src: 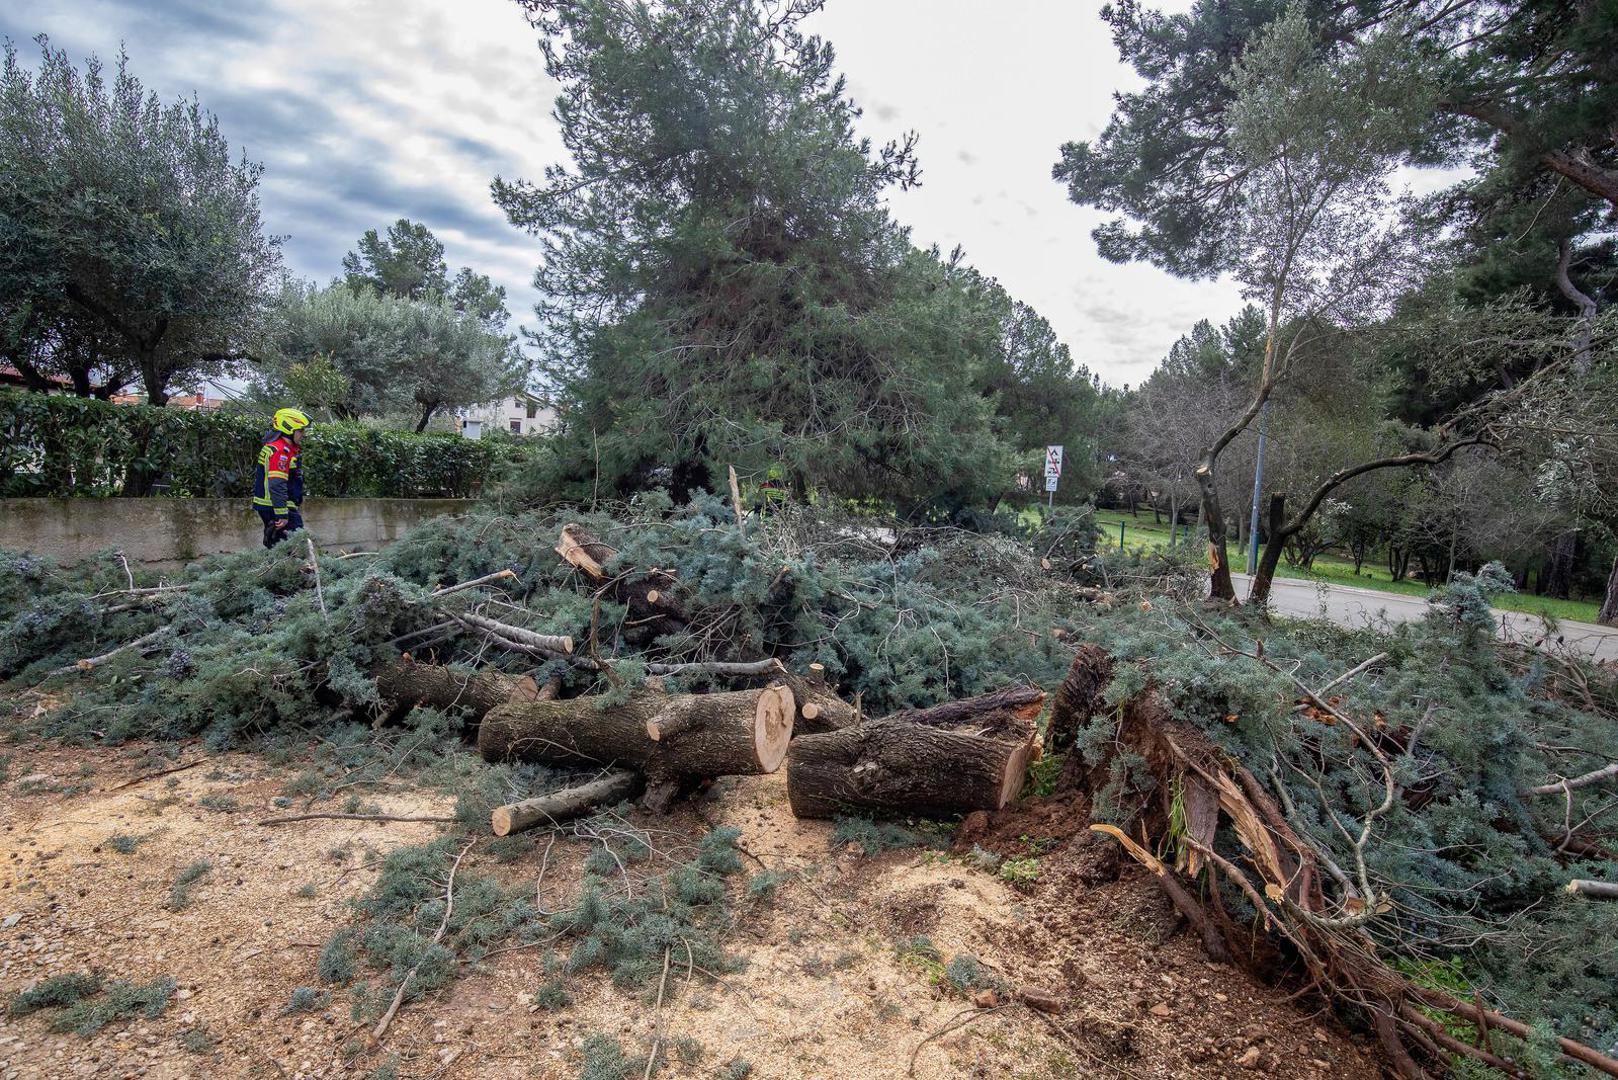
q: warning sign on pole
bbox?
[1045,445,1063,479]
[1044,475,1058,493]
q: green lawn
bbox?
[1086,509,1602,624]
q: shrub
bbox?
[280,987,331,1016]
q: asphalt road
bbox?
[1229,572,1618,664]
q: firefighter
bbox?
[252,408,310,548]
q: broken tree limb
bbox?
[786,704,1038,819]
[780,664,859,735]
[1528,761,1618,795]
[43,624,173,679]
[1567,879,1618,899]
[452,611,575,654]
[373,658,539,721]
[490,770,644,836]
[554,524,685,635]
[430,568,518,597]
[1046,645,1112,752]
[479,685,794,788]
[555,523,617,581]
[375,837,475,1040]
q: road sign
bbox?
[1044,475,1058,493]
[1045,445,1063,478]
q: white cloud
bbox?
[2,0,1245,385]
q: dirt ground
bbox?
[0,738,1390,1080]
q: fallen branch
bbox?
[452,610,574,654]
[43,624,173,678]
[1528,761,1618,795]
[491,770,644,836]
[430,569,518,597]
[104,756,210,791]
[258,812,459,826]
[908,1004,1013,1076]
[375,837,475,1040]
[305,538,328,621]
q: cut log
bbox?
[479,684,795,790]
[885,686,1046,730]
[491,770,644,836]
[787,707,1038,820]
[374,659,538,721]
[780,665,858,736]
[1567,879,1618,899]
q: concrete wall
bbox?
[0,497,473,567]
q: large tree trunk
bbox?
[1600,555,1618,627]
[373,658,541,722]
[479,685,794,786]
[787,714,1039,820]
[1196,458,1237,602]
[1247,494,1289,608]
[1544,530,1578,600]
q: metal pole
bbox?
[1119,521,1126,550]
[1246,400,1268,575]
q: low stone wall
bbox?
[0,497,473,567]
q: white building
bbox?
[460,394,557,437]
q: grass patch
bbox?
[1090,510,1604,622]
[280,987,331,1016]
[8,973,175,1035]
[106,833,143,855]
[831,816,945,856]
[166,860,212,911]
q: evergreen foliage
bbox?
[6,973,175,1036]
[1063,569,1618,1062]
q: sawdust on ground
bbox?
[0,740,1388,1079]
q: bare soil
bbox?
[0,739,1389,1079]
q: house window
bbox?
[526,402,538,420]
[509,419,522,433]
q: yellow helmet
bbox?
[272,408,311,435]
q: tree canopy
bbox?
[0,36,281,404]
[496,0,1093,513]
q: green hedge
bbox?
[0,391,536,498]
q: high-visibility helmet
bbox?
[272,408,311,435]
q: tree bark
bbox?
[1567,879,1618,899]
[1046,646,1113,753]
[884,685,1046,730]
[1599,555,1618,627]
[1248,494,1290,608]
[491,770,644,836]
[373,658,539,721]
[787,713,1038,819]
[478,685,794,786]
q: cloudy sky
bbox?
[2,0,1243,388]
